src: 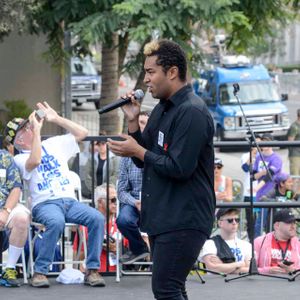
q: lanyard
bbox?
[110,216,116,236]
[274,234,291,260]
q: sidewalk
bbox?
[1,274,299,300]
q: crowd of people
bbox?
[200,110,300,277]
[0,105,154,288]
[0,39,299,300]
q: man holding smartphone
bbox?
[254,209,300,274]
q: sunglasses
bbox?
[110,197,117,204]
[221,218,240,224]
[214,165,222,170]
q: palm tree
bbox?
[99,33,120,134]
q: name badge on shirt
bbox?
[158,131,164,147]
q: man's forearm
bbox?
[26,131,42,172]
[5,187,21,210]
[128,119,139,134]
[205,261,240,274]
[134,145,146,162]
[53,116,88,141]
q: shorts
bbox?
[0,204,30,252]
[5,203,30,227]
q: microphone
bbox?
[98,89,144,114]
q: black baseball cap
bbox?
[261,133,273,141]
[216,208,240,220]
[273,209,296,224]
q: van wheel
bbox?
[94,100,100,109]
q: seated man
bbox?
[73,183,120,272]
[199,208,251,274]
[254,209,300,274]
[0,149,30,287]
[116,112,150,264]
[5,102,105,288]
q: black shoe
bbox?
[120,251,150,265]
[0,268,20,287]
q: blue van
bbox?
[193,56,289,140]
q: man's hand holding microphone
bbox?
[106,90,147,161]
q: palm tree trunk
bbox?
[99,33,120,134]
[121,36,151,133]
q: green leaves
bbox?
[14,0,299,72]
[0,0,35,40]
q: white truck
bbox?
[71,57,101,109]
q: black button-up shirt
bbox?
[131,84,215,236]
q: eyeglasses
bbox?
[110,197,117,204]
[221,218,240,224]
[214,165,222,170]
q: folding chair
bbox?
[28,171,88,276]
[115,198,152,282]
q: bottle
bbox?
[286,190,292,200]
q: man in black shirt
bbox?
[108,39,215,300]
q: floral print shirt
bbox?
[0,150,22,208]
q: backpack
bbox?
[211,235,235,263]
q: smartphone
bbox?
[282,260,294,266]
[35,109,46,121]
[105,135,126,142]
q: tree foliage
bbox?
[2,0,299,132]
[0,0,35,41]
[24,0,300,73]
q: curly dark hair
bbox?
[144,39,187,82]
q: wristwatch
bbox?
[2,207,12,214]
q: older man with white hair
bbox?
[73,184,118,272]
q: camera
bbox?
[35,109,46,121]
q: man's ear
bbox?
[167,66,179,80]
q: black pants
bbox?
[149,229,207,300]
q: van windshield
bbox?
[219,81,280,105]
[71,59,97,76]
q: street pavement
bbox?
[2,273,300,300]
